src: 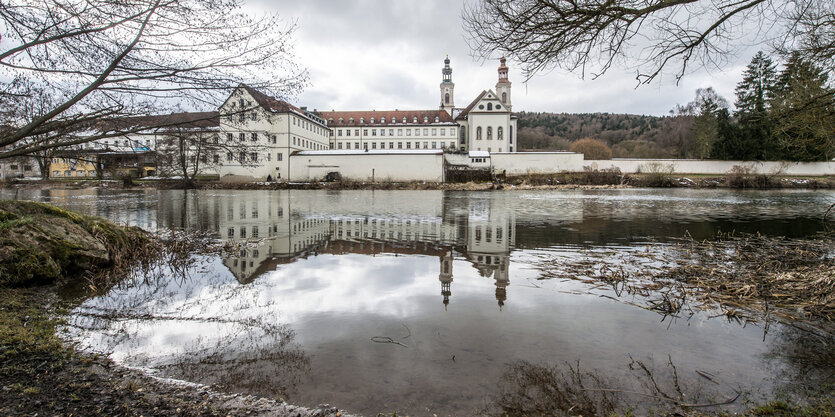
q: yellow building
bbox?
[49,156,97,178]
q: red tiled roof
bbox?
[455,90,487,120]
[316,109,455,127]
[240,84,305,115]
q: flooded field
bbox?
[3,188,833,416]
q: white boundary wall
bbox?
[491,152,585,174]
[290,150,445,182]
[584,159,835,176]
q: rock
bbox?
[0,200,148,287]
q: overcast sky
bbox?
[250,0,760,116]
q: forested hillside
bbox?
[516,112,695,158]
[517,53,834,162]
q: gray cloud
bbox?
[250,0,754,116]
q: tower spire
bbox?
[440,55,455,115]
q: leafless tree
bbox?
[463,0,831,84]
[0,0,307,159]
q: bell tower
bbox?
[439,250,453,310]
[440,55,455,116]
[495,56,512,111]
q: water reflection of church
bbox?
[158,192,515,310]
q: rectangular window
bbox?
[414,128,419,136]
[380,129,385,137]
[397,128,403,136]
[432,142,437,148]
[277,153,283,161]
[372,129,377,136]
[389,142,394,149]
[227,133,233,142]
[213,154,219,164]
[389,129,394,136]
[227,152,233,161]
[423,128,429,136]
[398,142,403,149]
[239,133,245,141]
[423,142,428,149]
[251,133,258,142]
[406,129,411,136]
[338,142,343,149]
[406,142,411,149]
[372,142,377,149]
[339,129,343,136]
[440,128,446,136]
[251,152,258,162]
[363,129,368,136]
[354,142,360,149]
[267,153,271,161]
[432,128,437,135]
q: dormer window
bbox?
[360,117,364,124]
[349,117,354,123]
[339,118,343,123]
[423,116,428,123]
[370,117,375,124]
[381,117,386,123]
[328,118,334,123]
[413,116,418,123]
[435,116,439,122]
[487,103,493,110]
[402,117,407,123]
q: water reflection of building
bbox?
[157,191,517,308]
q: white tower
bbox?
[495,56,512,111]
[440,55,455,115]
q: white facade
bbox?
[217,85,330,181]
[289,150,445,182]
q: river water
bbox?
[3,188,833,415]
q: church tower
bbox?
[495,56,512,111]
[439,250,453,310]
[440,55,455,115]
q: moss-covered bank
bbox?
[0,200,150,287]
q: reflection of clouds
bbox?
[258,254,432,322]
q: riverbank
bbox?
[0,288,351,417]
[0,201,352,416]
[2,171,834,191]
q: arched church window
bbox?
[487,103,493,111]
[476,126,482,140]
[487,126,493,140]
[498,127,503,140]
[445,93,450,104]
[502,92,507,103]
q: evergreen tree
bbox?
[769,53,835,161]
[734,52,778,116]
[681,88,728,158]
[724,52,780,160]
